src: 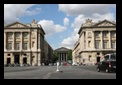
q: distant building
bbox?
[55,47,70,62]
[4,20,53,66]
[72,19,116,65]
[43,39,53,64]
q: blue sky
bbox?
[4,4,116,50]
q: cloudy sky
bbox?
[4,4,116,50]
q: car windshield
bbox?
[110,54,116,61]
[104,53,116,61]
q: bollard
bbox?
[56,61,59,71]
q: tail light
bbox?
[109,62,111,67]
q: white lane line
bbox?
[42,72,52,79]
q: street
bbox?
[4,65,116,79]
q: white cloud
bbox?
[58,4,116,16]
[38,20,67,35]
[4,4,41,23]
[61,33,79,49]
[63,17,69,26]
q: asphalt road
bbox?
[4,65,116,79]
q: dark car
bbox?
[97,60,116,73]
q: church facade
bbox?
[55,47,70,62]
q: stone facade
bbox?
[43,39,53,63]
[55,47,70,62]
[72,19,116,65]
[4,20,53,66]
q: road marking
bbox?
[42,72,52,79]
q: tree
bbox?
[67,50,72,60]
[52,52,58,63]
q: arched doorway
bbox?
[23,57,27,64]
[14,55,20,64]
[96,57,100,63]
[7,58,11,64]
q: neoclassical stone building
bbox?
[55,47,70,62]
[72,19,116,65]
[4,20,53,66]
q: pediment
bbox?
[55,47,70,52]
[5,22,29,28]
[93,20,116,27]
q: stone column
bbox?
[101,31,103,49]
[63,53,65,61]
[20,54,23,66]
[4,32,7,50]
[60,53,61,61]
[29,32,31,50]
[62,53,63,61]
[58,53,60,61]
[108,31,111,49]
[37,53,41,66]
[92,31,95,49]
[27,54,31,65]
[61,53,63,61]
[12,32,15,50]
[38,33,40,51]
[66,53,67,61]
[4,55,7,64]
[20,32,23,50]
[11,54,14,64]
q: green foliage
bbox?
[67,50,72,60]
[52,52,58,63]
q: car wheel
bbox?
[105,69,109,73]
[97,68,100,72]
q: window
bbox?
[88,41,91,47]
[15,32,20,38]
[32,41,34,47]
[24,43,27,50]
[111,31,116,38]
[95,41,100,49]
[24,54,27,56]
[7,54,10,56]
[95,31,100,38]
[97,52,100,55]
[104,55,109,61]
[111,54,116,61]
[84,40,86,49]
[103,41,108,49]
[7,32,12,38]
[103,31,108,38]
[7,43,12,50]
[16,43,20,50]
[23,32,28,38]
[89,55,91,61]
[111,41,115,49]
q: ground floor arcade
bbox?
[4,51,43,66]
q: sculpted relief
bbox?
[31,32,35,38]
[98,22,114,26]
[88,32,92,38]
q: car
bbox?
[97,60,116,73]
